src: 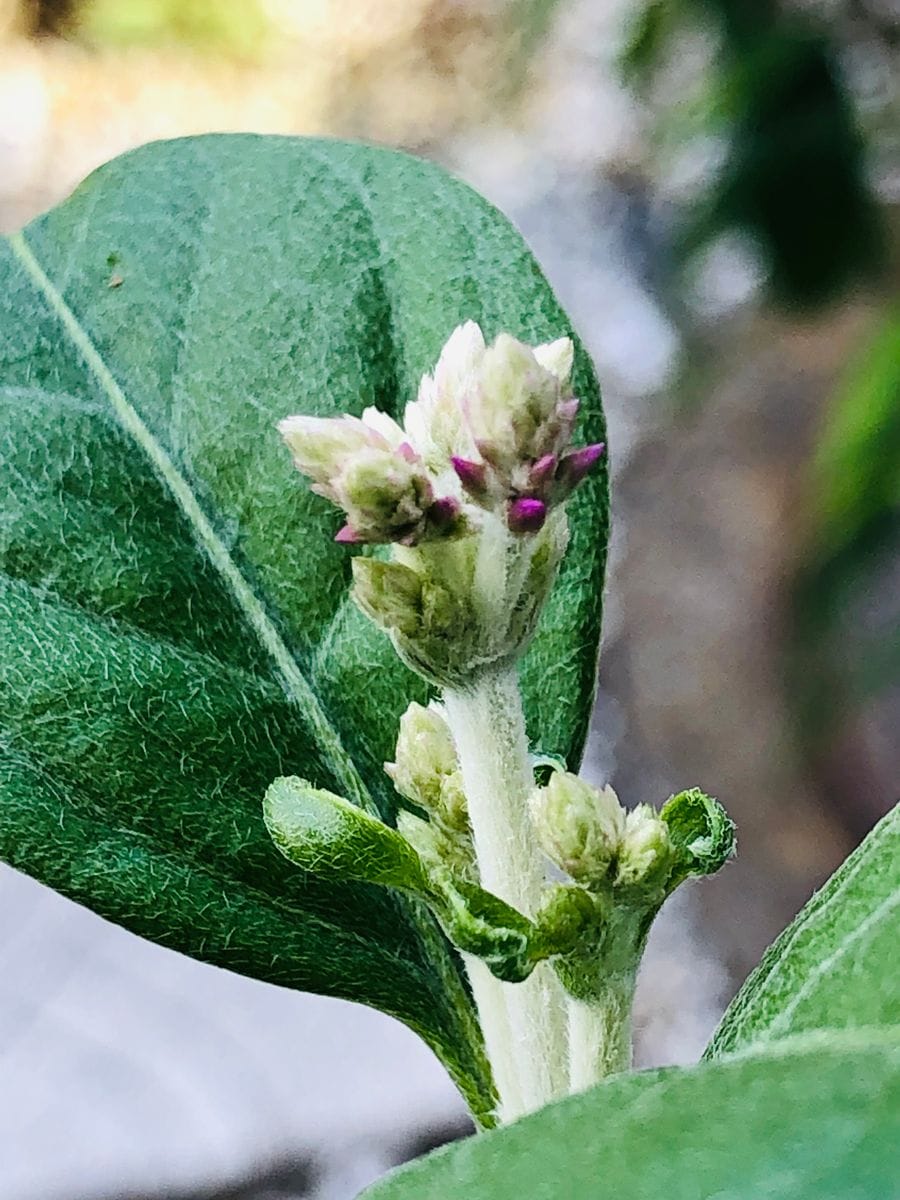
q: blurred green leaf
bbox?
[361,1030,900,1199]
[708,804,899,1058]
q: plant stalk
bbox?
[566,975,634,1095]
[444,667,569,1121]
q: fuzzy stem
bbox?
[566,975,634,1095]
[444,667,569,1121]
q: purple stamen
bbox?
[507,496,547,534]
[451,455,489,498]
[429,496,461,528]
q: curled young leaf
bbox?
[264,776,430,894]
[661,787,736,889]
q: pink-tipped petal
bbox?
[557,397,581,425]
[335,523,365,543]
[565,442,605,480]
[529,454,558,491]
[451,455,489,498]
[397,441,419,463]
[507,497,547,534]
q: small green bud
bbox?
[385,701,458,812]
[351,557,424,638]
[530,771,626,886]
[334,446,434,544]
[616,804,674,891]
[438,770,469,835]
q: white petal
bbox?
[361,406,406,448]
[533,336,574,385]
[434,320,485,387]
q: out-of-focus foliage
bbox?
[75,0,271,57]
[790,311,900,764]
[622,0,891,308]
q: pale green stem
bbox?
[566,975,635,1095]
[444,667,569,1121]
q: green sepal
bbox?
[661,787,736,890]
[264,776,430,894]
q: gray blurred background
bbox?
[1,1,897,1197]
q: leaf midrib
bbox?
[8,229,375,816]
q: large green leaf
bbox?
[0,134,607,1122]
[707,803,899,1058]
[362,1031,900,1199]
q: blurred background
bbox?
[0,0,897,1196]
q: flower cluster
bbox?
[530,770,674,896]
[279,321,604,545]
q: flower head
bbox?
[436,326,604,534]
[279,321,602,545]
[278,409,461,545]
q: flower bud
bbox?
[530,772,626,886]
[468,333,565,477]
[385,702,458,813]
[279,413,376,486]
[616,805,674,891]
[404,321,484,465]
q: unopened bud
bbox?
[279,413,377,485]
[530,772,626,886]
[469,333,565,477]
[351,558,424,638]
[404,321,484,465]
[333,445,434,543]
[616,805,674,891]
[385,702,458,812]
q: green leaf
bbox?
[361,1031,900,1200]
[264,776,430,893]
[0,134,607,1123]
[708,803,899,1058]
[430,870,538,984]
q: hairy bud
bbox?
[385,702,458,813]
[530,772,626,886]
[616,805,674,892]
